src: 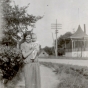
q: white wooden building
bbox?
[65,25,88,57]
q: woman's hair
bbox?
[23,31,32,41]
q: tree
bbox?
[43,46,54,55]
[0,0,42,86]
[56,32,72,56]
[57,32,72,48]
[1,0,42,48]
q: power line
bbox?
[51,19,62,57]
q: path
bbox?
[16,65,59,88]
[40,65,59,88]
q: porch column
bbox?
[71,39,73,52]
[73,40,75,51]
[83,39,85,51]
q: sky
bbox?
[6,0,88,47]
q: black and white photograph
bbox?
[0,0,88,88]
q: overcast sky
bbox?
[11,0,88,47]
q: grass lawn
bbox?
[40,62,88,88]
[39,56,88,60]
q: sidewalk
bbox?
[16,65,59,88]
[40,65,59,88]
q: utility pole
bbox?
[51,19,62,57]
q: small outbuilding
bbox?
[39,50,49,57]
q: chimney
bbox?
[84,24,86,34]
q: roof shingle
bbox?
[70,25,88,39]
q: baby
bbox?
[31,33,40,61]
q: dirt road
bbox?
[39,59,88,67]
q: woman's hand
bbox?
[22,48,34,58]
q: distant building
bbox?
[39,50,49,57]
[65,24,88,57]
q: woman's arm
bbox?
[22,49,34,58]
[21,43,34,58]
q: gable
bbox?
[39,50,49,57]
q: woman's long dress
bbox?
[21,42,41,88]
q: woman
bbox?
[21,33,41,88]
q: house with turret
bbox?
[65,24,88,57]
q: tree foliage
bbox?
[43,46,55,55]
[1,0,42,47]
[43,32,72,56]
[57,32,72,48]
[0,0,42,85]
[56,32,72,55]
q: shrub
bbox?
[0,45,24,83]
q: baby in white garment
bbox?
[31,33,40,61]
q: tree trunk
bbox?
[17,42,20,49]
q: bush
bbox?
[58,48,65,56]
[0,45,24,83]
